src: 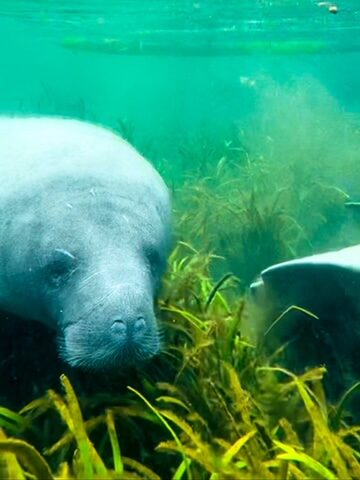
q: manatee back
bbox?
[0,116,168,208]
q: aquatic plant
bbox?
[1,244,360,479]
[174,151,350,284]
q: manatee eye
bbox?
[46,249,78,288]
[144,244,163,277]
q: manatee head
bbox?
[53,247,164,371]
[56,208,169,370]
[2,180,171,371]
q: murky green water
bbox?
[1,1,360,159]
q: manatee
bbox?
[246,245,360,401]
[250,244,360,317]
[0,116,171,370]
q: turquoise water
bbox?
[1,0,360,159]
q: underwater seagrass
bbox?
[1,244,360,479]
[1,116,360,478]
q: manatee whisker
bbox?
[75,286,122,323]
[76,270,103,291]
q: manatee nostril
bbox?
[111,319,127,338]
[134,316,146,336]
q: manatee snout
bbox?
[107,285,161,362]
[60,279,161,370]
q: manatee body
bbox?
[247,245,360,400]
[0,116,171,370]
[250,244,360,320]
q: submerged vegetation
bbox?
[1,246,360,479]
[2,79,360,478]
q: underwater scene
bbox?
[1,1,360,479]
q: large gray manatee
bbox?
[0,116,171,370]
